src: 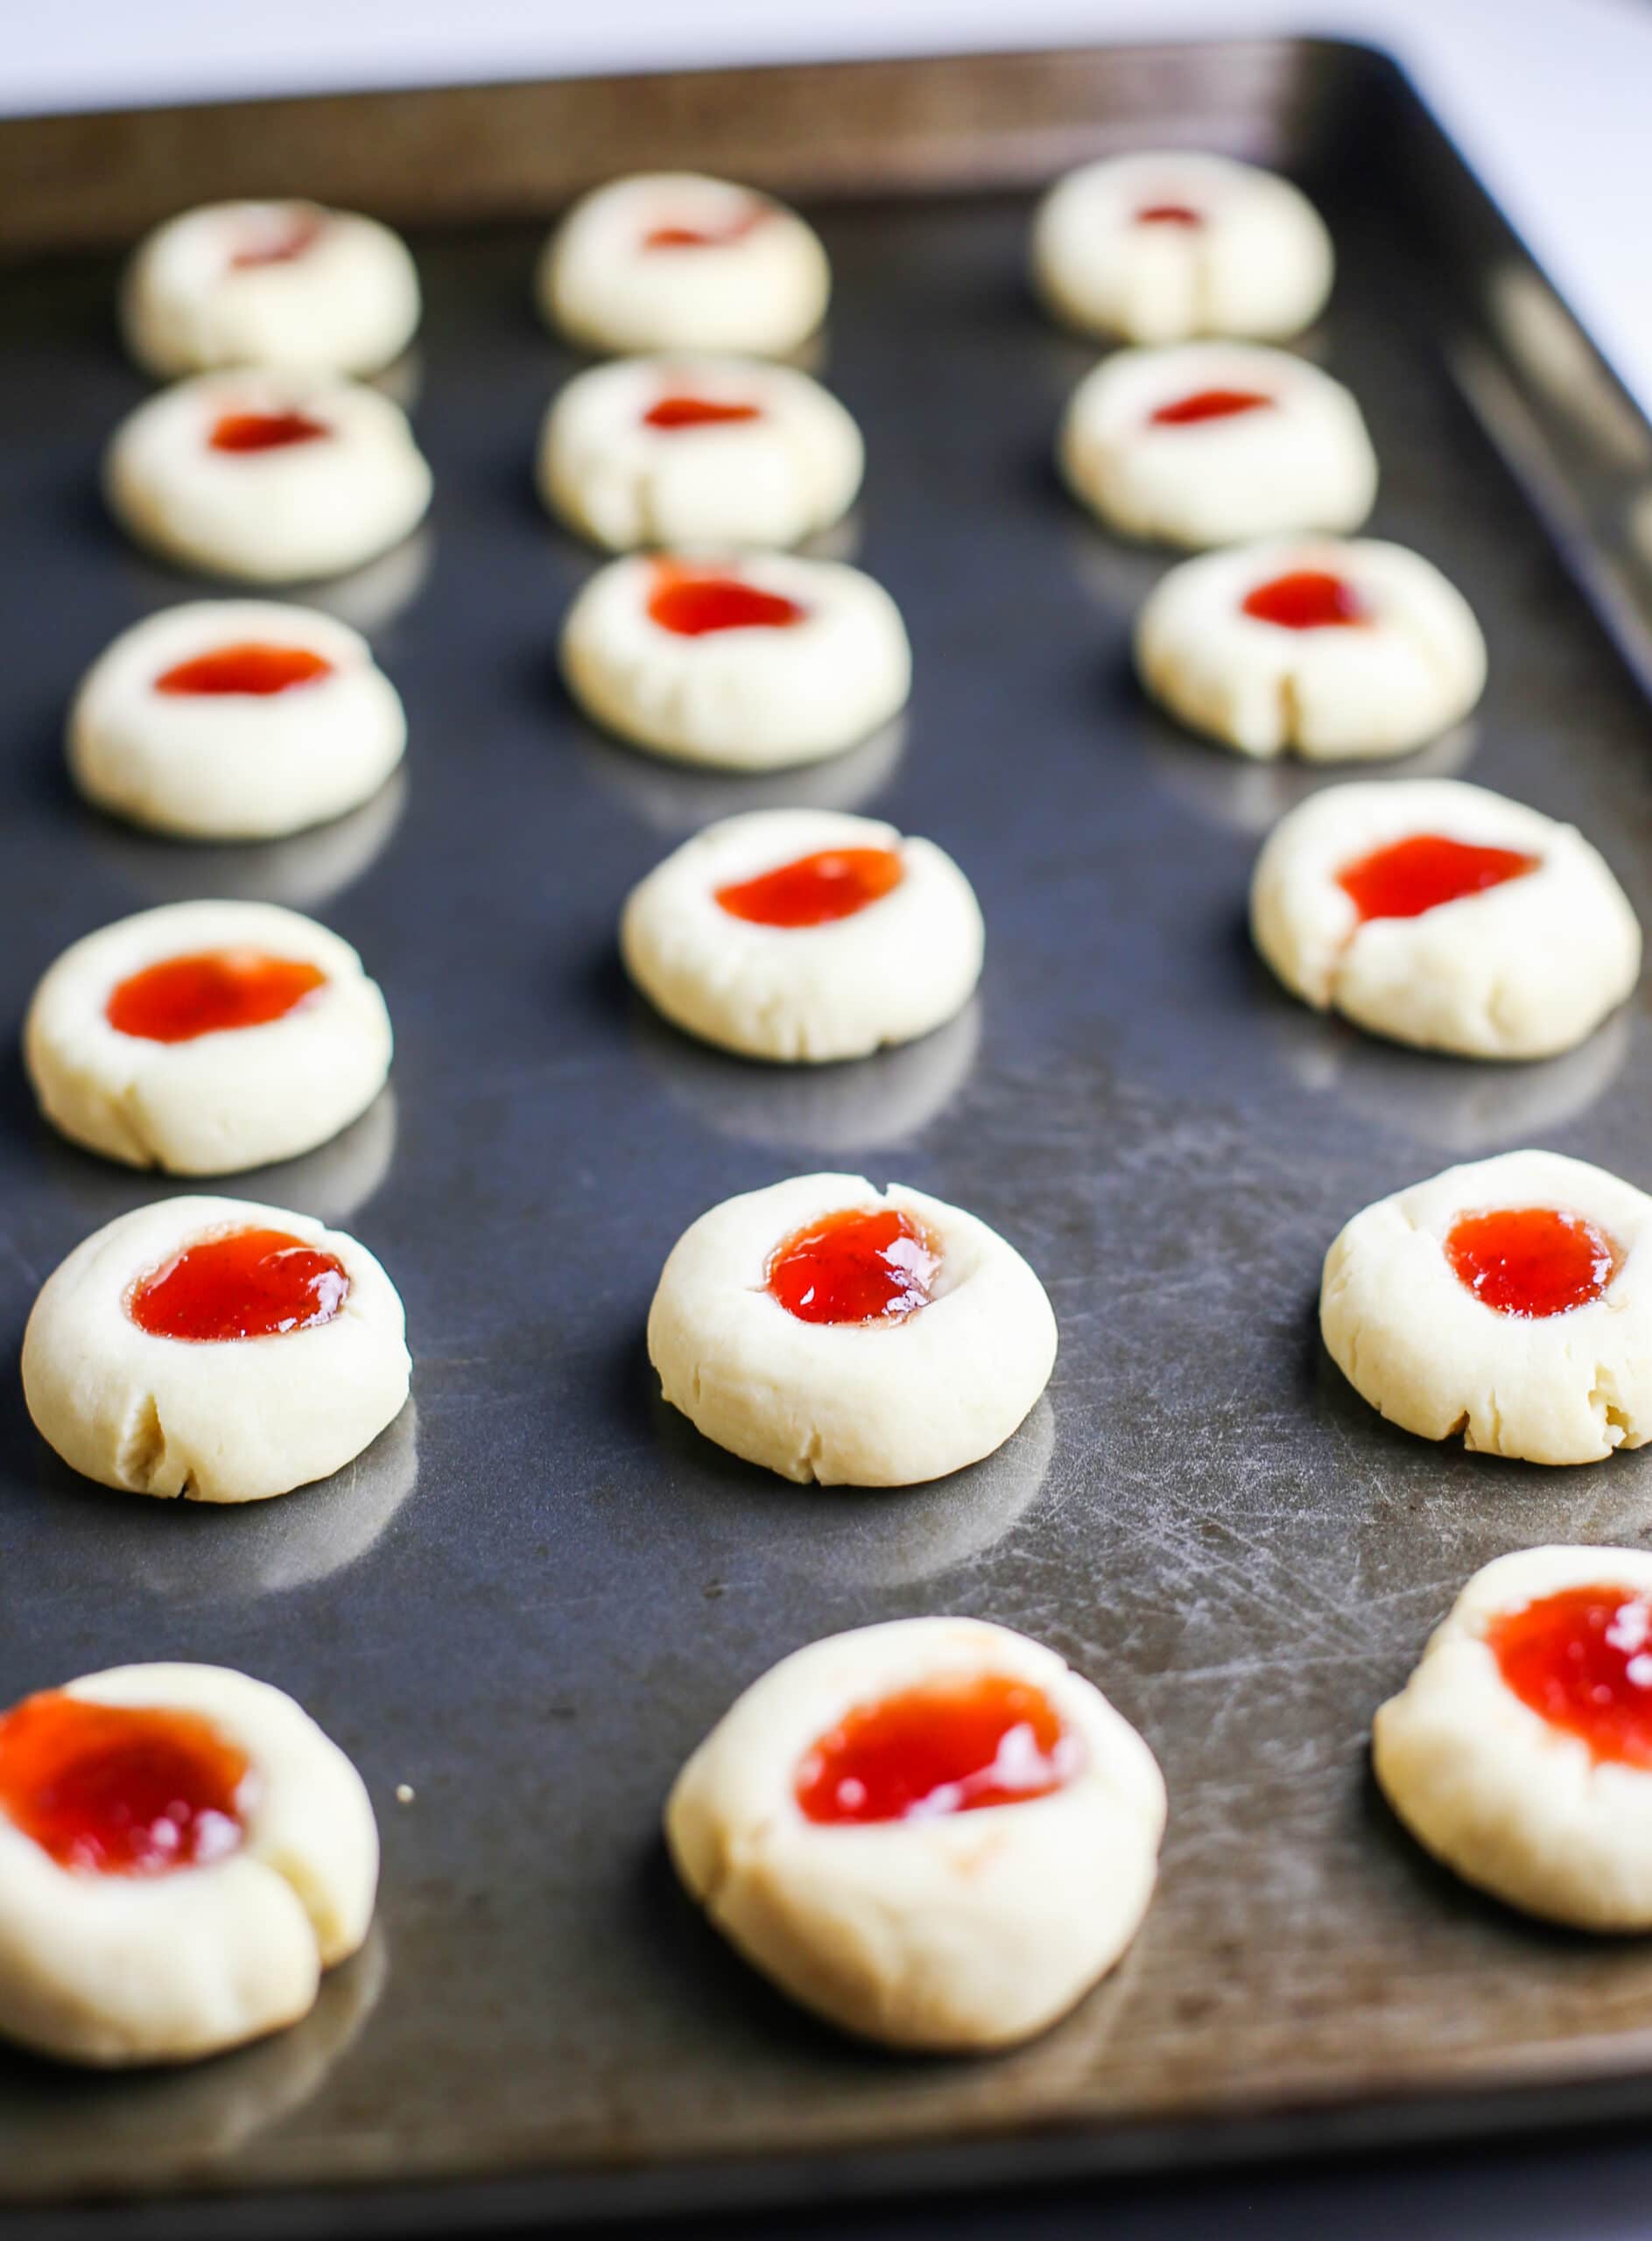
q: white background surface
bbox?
[11,0,1652,405]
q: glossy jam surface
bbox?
[795,1673,1080,1824]
[229,212,323,269]
[1490,1587,1652,1767]
[1150,387,1273,426]
[155,642,333,697]
[1445,1206,1620,1319]
[643,206,764,250]
[1335,832,1541,923]
[643,395,763,431]
[0,1690,250,1875]
[129,1227,349,1343]
[208,410,330,454]
[1241,570,1367,630]
[106,949,327,1044]
[1135,202,1203,226]
[767,1205,938,1326]
[646,566,805,637]
[716,847,904,929]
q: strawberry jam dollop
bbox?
[155,642,332,696]
[208,410,330,454]
[768,1205,938,1326]
[0,1690,250,1875]
[1335,833,1541,923]
[229,212,324,269]
[1490,1586,1652,1767]
[1150,388,1273,426]
[643,206,765,251]
[129,1227,349,1342]
[1241,570,1367,629]
[643,396,763,431]
[795,1673,1082,1824]
[716,847,903,928]
[1135,203,1203,227]
[647,565,805,637]
[106,950,326,1044]
[1445,1206,1620,1318]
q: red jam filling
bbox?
[643,207,765,250]
[1241,570,1367,629]
[208,410,330,454]
[229,212,324,269]
[155,642,333,697]
[647,566,805,637]
[129,1227,349,1343]
[795,1673,1081,1824]
[643,395,763,431]
[0,1690,250,1875]
[106,949,327,1044]
[767,1205,938,1326]
[1445,1206,1620,1318]
[1490,1587,1652,1767]
[715,847,904,928]
[1150,387,1273,426]
[1135,202,1203,227]
[1335,833,1541,923]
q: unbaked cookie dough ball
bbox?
[1321,1149,1652,1465]
[621,809,983,1062]
[538,173,830,357]
[120,200,420,380]
[105,372,432,583]
[23,1195,411,1503]
[668,1616,1164,2050]
[1251,779,1641,1058]
[648,1172,1057,1485]
[560,551,910,769]
[1136,537,1487,760]
[1374,1546,1652,1927]
[68,601,406,839]
[1032,151,1333,346]
[0,1661,376,2063]
[25,900,392,1175]
[1060,342,1377,547]
[538,355,863,551]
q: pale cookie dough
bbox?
[538,172,830,357]
[1135,537,1487,760]
[620,809,983,1061]
[1031,151,1333,345]
[0,1662,376,2063]
[23,1195,411,1503]
[67,601,406,839]
[25,900,392,1174]
[666,1616,1165,2050]
[647,1172,1058,1485]
[1374,1546,1652,1928]
[1252,779,1641,1058]
[1060,342,1377,548]
[1320,1149,1652,1465]
[120,200,420,380]
[105,372,432,583]
[538,355,863,551]
[560,551,911,769]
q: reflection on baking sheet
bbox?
[122,1397,419,1601]
[40,1085,398,1231]
[1145,717,1479,839]
[1487,265,1652,475]
[298,523,433,639]
[0,1924,384,2194]
[576,715,904,836]
[367,348,424,415]
[633,998,980,1152]
[794,507,863,566]
[1271,1002,1630,1155]
[84,764,406,911]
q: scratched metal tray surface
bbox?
[5,33,1652,2240]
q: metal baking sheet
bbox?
[5,35,1652,2237]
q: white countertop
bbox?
[11,0,1650,410]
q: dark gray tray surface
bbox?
[4,110,1652,2233]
